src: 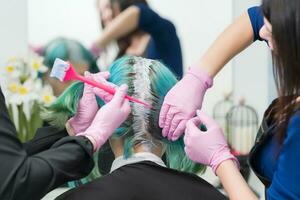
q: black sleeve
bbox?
[0,86,94,200]
[24,125,68,156]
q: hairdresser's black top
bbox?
[56,161,226,200]
[0,86,94,200]
[136,3,183,79]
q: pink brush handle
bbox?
[76,75,152,108]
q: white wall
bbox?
[0,0,28,67]
[28,0,99,47]
[232,0,275,120]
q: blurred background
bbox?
[0,0,276,199]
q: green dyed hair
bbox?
[43,37,99,73]
[45,56,205,180]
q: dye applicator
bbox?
[50,58,151,108]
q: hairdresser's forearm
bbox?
[97,6,140,48]
[195,12,254,77]
[216,160,257,200]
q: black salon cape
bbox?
[0,86,94,200]
[57,161,226,200]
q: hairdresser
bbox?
[92,0,183,78]
[0,73,131,200]
[161,1,300,199]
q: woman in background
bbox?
[92,0,183,78]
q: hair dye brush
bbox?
[50,58,151,108]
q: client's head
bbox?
[42,37,99,96]
[45,55,205,174]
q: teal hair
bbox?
[43,37,99,73]
[106,56,205,173]
[44,56,205,186]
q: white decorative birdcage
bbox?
[213,93,234,140]
[226,98,258,155]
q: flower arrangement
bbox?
[2,53,56,142]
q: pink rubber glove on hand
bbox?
[184,110,239,174]
[77,84,131,151]
[67,71,110,135]
[91,75,117,104]
[159,67,213,141]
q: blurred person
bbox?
[92,0,183,78]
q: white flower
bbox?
[4,57,24,78]
[3,55,55,123]
[39,84,56,106]
[29,54,48,79]
[8,79,38,105]
[33,79,56,106]
[3,79,21,104]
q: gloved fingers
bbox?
[120,99,131,116]
[171,120,187,141]
[183,132,190,146]
[91,71,117,90]
[184,146,189,155]
[167,115,182,140]
[82,71,95,97]
[185,118,203,137]
[92,72,116,89]
[162,109,177,138]
[93,87,113,103]
[159,103,170,128]
[83,71,111,96]
[110,84,128,106]
[92,71,110,81]
[92,72,117,103]
[196,110,218,129]
[184,146,195,162]
[79,72,98,109]
[189,116,202,127]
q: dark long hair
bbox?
[262,0,300,143]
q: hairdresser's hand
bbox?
[92,76,117,103]
[78,84,131,151]
[67,71,110,135]
[184,110,239,174]
[159,67,213,141]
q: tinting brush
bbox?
[50,58,152,108]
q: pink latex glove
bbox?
[67,71,110,135]
[77,84,131,151]
[184,110,239,174]
[91,74,117,104]
[159,67,213,141]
